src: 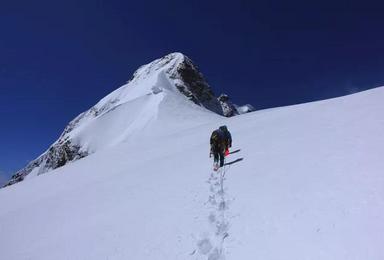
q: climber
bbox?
[219,125,232,152]
[210,125,232,170]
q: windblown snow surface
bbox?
[1,86,384,260]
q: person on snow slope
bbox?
[210,125,232,170]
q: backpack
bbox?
[210,129,225,146]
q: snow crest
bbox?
[1,87,384,259]
[4,52,224,186]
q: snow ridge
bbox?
[1,87,384,259]
[4,52,238,187]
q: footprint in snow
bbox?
[208,212,216,223]
[207,248,221,260]
[197,238,213,255]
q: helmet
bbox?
[219,125,228,132]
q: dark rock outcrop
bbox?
[218,94,238,117]
[170,55,224,115]
[4,141,87,187]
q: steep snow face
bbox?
[1,87,383,260]
[92,52,222,116]
[5,53,223,186]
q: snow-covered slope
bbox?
[1,86,383,260]
[5,53,239,186]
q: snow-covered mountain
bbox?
[5,53,251,187]
[1,54,383,259]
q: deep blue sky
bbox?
[1,0,384,182]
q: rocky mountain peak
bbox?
[3,52,253,187]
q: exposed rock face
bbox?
[217,94,255,117]
[4,141,87,187]
[170,55,223,115]
[4,52,253,187]
[218,94,238,117]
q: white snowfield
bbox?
[1,82,384,259]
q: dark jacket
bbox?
[219,126,232,148]
[210,129,226,152]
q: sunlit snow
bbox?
[1,66,383,259]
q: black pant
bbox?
[212,146,225,167]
